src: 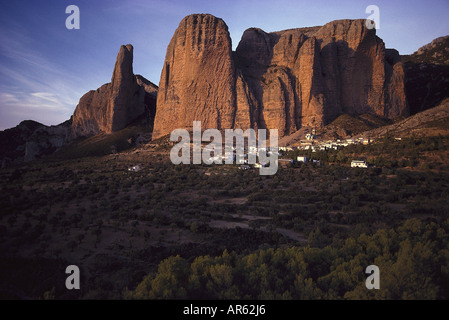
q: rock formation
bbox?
[152,14,408,139]
[0,44,158,164]
[71,44,158,138]
[152,15,236,138]
[0,119,72,164]
[402,35,449,114]
[24,121,71,162]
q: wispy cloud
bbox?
[0,90,73,129]
[0,20,86,129]
[0,91,71,111]
[31,92,61,105]
[0,61,81,129]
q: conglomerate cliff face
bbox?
[402,35,449,115]
[71,44,157,138]
[152,14,408,139]
[152,14,236,138]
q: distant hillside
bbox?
[0,120,72,166]
[402,36,449,65]
[318,113,393,140]
[402,35,449,115]
[0,120,44,165]
[0,120,44,166]
[278,113,392,146]
[355,98,449,139]
[50,125,151,160]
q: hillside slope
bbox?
[402,35,449,114]
[355,98,449,139]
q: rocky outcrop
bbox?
[24,121,71,162]
[71,44,158,138]
[152,14,408,139]
[402,35,449,114]
[152,15,236,138]
[0,120,71,164]
[0,120,45,165]
[408,35,449,65]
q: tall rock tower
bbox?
[71,45,158,138]
[152,14,408,139]
[152,14,236,138]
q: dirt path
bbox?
[209,219,307,243]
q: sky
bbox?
[0,0,448,130]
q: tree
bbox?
[336,150,347,163]
[133,255,189,299]
[205,264,237,299]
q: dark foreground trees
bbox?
[126,218,449,300]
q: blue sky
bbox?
[0,0,448,130]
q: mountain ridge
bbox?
[152,14,408,139]
[1,16,448,164]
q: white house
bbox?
[351,160,368,168]
[128,165,142,172]
[249,145,258,153]
[279,146,294,152]
[297,156,308,163]
[305,133,315,141]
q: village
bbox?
[237,131,375,170]
[278,128,374,151]
[128,133,375,173]
[277,133,375,169]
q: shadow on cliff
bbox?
[403,62,449,115]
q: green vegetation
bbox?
[0,135,448,299]
[127,218,449,299]
[284,135,449,170]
